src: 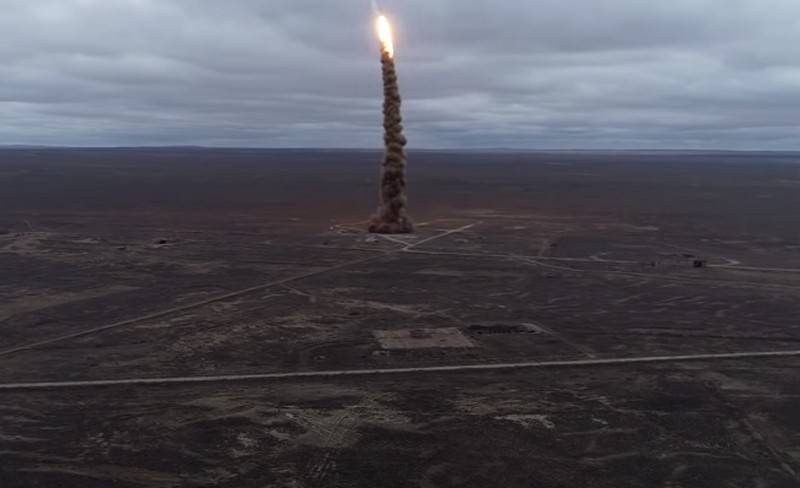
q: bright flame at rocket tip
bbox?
[376,15,394,58]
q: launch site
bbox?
[2,1,800,487]
[2,148,800,487]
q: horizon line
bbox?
[2,145,799,154]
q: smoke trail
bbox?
[369,46,414,233]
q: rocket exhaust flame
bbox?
[369,14,414,234]
[376,15,394,58]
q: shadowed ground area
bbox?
[1,148,800,487]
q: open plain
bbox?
[2,148,800,487]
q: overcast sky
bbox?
[1,0,798,149]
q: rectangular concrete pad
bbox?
[373,327,475,349]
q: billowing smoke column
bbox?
[369,15,414,234]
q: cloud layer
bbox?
[2,0,798,149]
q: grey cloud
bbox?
[0,0,798,149]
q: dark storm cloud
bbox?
[1,0,798,149]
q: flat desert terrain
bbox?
[1,148,800,487]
